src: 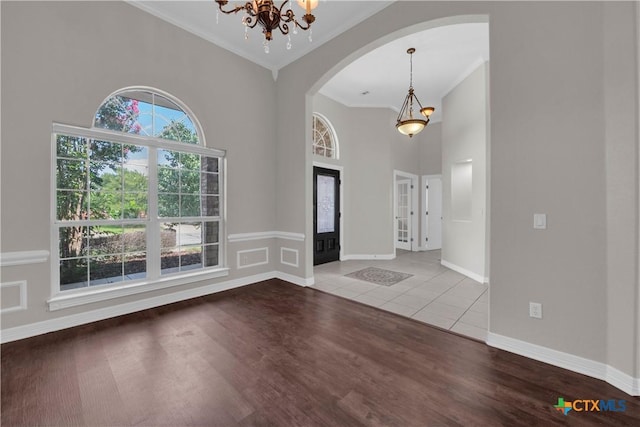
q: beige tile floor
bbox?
[311,250,488,341]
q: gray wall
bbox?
[419,122,442,176]
[1,1,278,329]
[275,1,638,378]
[441,63,487,280]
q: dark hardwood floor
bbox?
[1,279,637,426]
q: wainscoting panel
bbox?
[280,248,299,268]
[236,247,269,269]
[0,281,27,314]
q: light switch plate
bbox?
[533,213,547,229]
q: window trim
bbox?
[49,123,228,310]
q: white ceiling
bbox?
[129,1,489,122]
[129,0,394,73]
[319,23,490,123]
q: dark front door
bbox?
[313,167,340,266]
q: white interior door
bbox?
[395,179,411,251]
[426,177,442,250]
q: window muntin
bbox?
[54,89,223,294]
[312,114,338,159]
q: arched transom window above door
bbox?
[312,113,339,159]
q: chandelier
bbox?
[215,0,318,49]
[396,48,435,138]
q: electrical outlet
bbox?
[529,302,543,319]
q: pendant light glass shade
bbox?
[396,119,426,136]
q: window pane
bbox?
[158,167,179,193]
[154,108,199,144]
[180,246,202,271]
[91,164,122,194]
[158,194,179,218]
[89,255,123,285]
[201,173,219,195]
[57,135,87,158]
[124,252,146,279]
[177,222,202,246]
[59,226,88,258]
[90,191,122,220]
[317,175,335,233]
[180,195,201,217]
[89,226,122,256]
[160,223,178,249]
[203,222,219,244]
[94,96,144,134]
[123,169,148,192]
[203,244,219,267]
[158,149,180,168]
[123,193,147,219]
[160,249,180,275]
[123,226,147,252]
[180,153,200,170]
[57,191,88,221]
[202,195,219,217]
[60,258,88,291]
[90,140,122,161]
[180,170,200,194]
[202,157,218,173]
[57,159,87,190]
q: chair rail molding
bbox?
[0,250,50,267]
[228,231,305,242]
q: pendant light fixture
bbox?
[396,48,435,138]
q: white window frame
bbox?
[49,123,228,311]
[312,113,339,159]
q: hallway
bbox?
[311,250,488,341]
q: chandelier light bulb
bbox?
[297,0,318,13]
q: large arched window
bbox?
[312,113,338,159]
[51,87,226,308]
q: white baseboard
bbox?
[607,365,640,396]
[0,270,309,344]
[275,271,313,287]
[487,332,639,396]
[342,254,395,261]
[441,259,488,283]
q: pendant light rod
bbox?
[408,47,415,89]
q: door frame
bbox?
[313,161,344,261]
[421,174,443,251]
[394,178,412,251]
[393,170,419,253]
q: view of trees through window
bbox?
[55,91,221,291]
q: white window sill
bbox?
[48,267,230,311]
